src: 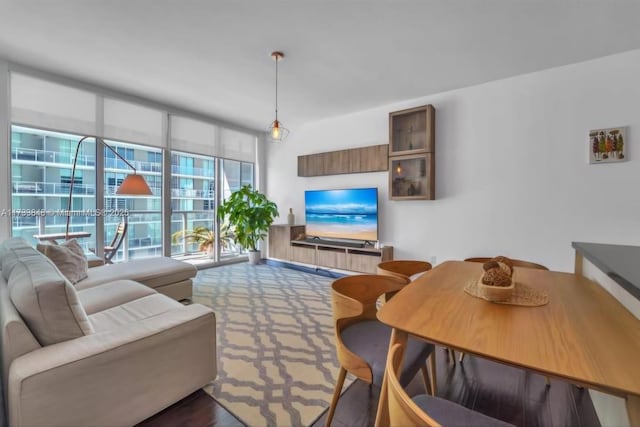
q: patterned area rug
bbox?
[193,262,350,427]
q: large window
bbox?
[221,159,254,199]
[170,151,216,257]
[10,126,96,251]
[10,72,258,264]
[104,141,162,262]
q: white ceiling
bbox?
[1,0,640,133]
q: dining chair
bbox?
[384,343,515,427]
[377,260,456,365]
[464,257,549,272]
[377,260,432,282]
[103,220,128,264]
[326,274,436,427]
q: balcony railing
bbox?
[104,158,162,173]
[168,210,240,258]
[171,164,214,178]
[11,147,162,174]
[170,188,214,198]
[12,181,211,200]
[105,185,161,196]
[14,209,239,262]
[12,181,95,195]
[12,147,95,166]
[11,182,166,197]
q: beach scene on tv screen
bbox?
[305,188,378,241]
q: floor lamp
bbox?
[65,136,153,239]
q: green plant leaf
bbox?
[217,185,279,251]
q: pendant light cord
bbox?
[274,55,279,121]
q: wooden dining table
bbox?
[374,260,640,427]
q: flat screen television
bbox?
[304,187,378,242]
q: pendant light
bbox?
[267,51,289,142]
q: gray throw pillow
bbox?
[37,239,88,284]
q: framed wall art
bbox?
[589,127,626,164]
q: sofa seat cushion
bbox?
[77,280,157,315]
[89,293,183,333]
[341,320,434,386]
[75,257,197,291]
[412,394,515,427]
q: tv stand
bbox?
[268,225,393,274]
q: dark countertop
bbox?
[572,242,640,301]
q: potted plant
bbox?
[172,223,233,258]
[217,185,279,264]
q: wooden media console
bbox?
[268,224,393,273]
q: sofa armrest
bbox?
[8,303,216,427]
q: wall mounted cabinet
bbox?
[389,104,435,156]
[389,153,434,200]
[389,104,435,200]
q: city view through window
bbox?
[11,125,255,263]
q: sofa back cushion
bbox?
[1,237,42,282]
[8,253,94,346]
[0,274,40,400]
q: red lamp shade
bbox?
[116,174,153,196]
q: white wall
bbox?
[266,49,640,272]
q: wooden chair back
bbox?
[377,260,432,281]
[104,220,128,263]
[386,343,442,427]
[331,274,410,383]
[464,257,548,271]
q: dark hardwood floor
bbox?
[0,376,5,427]
[137,347,601,427]
[136,389,245,427]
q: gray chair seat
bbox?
[412,394,515,427]
[341,320,434,385]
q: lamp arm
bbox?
[100,139,138,173]
[65,136,137,238]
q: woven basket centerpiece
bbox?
[477,257,515,302]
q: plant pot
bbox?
[206,246,215,259]
[248,250,261,265]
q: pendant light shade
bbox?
[269,118,289,141]
[267,51,289,142]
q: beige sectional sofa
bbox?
[0,238,216,427]
[78,255,198,301]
